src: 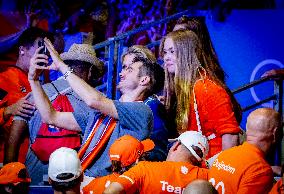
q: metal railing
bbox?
[232,75,283,165]
[93,9,284,163]
[232,75,283,116]
[94,9,207,99]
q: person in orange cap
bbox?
[0,162,31,194]
[82,135,154,194]
[104,131,209,194]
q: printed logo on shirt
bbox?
[48,125,61,132]
[181,166,188,174]
[212,159,235,174]
[160,181,184,194]
[20,86,27,93]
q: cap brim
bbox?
[141,139,155,152]
[168,138,178,143]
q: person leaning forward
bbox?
[28,38,155,180]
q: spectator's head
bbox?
[0,162,31,194]
[173,16,225,83]
[246,108,282,154]
[167,131,209,166]
[173,15,191,31]
[17,27,53,73]
[184,180,218,194]
[118,46,164,100]
[109,135,154,174]
[121,45,157,70]
[48,147,83,194]
[60,43,105,85]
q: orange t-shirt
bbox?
[269,179,284,194]
[82,173,119,194]
[0,66,31,162]
[208,142,273,194]
[188,79,240,159]
[115,161,208,194]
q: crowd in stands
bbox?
[0,1,283,193]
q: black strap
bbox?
[50,82,60,95]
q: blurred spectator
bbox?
[1,27,51,164]
[82,135,154,193]
[184,179,218,194]
[0,162,31,194]
[9,43,104,185]
[48,147,83,194]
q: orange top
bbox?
[269,179,284,194]
[188,79,240,159]
[0,66,30,125]
[115,161,208,194]
[83,173,119,194]
[0,66,31,162]
[208,142,273,194]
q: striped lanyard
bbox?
[78,115,117,171]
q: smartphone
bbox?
[38,40,49,66]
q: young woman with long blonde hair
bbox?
[160,30,242,159]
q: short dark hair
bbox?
[18,27,53,49]
[133,56,165,96]
[49,173,82,192]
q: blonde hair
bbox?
[160,30,242,134]
[121,45,156,63]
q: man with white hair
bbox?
[48,147,83,194]
[104,131,209,194]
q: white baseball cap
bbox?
[48,147,82,182]
[177,131,209,161]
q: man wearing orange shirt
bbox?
[82,135,154,194]
[104,131,209,194]
[1,27,50,164]
[208,108,281,194]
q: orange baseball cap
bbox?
[0,162,31,185]
[109,135,155,167]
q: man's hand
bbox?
[44,37,66,72]
[4,94,35,120]
[28,46,48,81]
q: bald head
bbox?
[184,180,218,194]
[247,108,280,134]
[246,108,281,152]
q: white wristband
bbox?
[63,69,73,80]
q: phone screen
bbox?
[38,40,49,66]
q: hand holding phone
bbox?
[38,40,49,66]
